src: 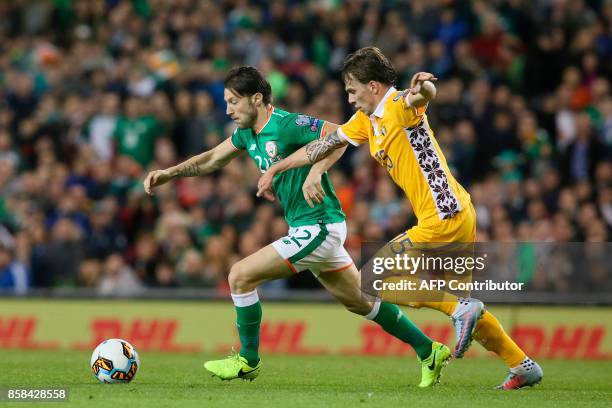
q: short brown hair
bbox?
[341,47,397,86]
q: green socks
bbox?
[231,293,433,365]
[231,291,262,366]
[369,301,433,360]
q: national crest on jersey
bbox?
[295,114,311,126]
[265,141,279,160]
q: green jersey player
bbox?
[143,67,450,387]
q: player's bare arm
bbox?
[305,129,347,164]
[302,123,347,207]
[144,138,240,195]
[303,143,347,208]
[406,72,437,108]
[256,129,348,199]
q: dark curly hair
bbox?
[224,66,272,104]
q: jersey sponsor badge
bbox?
[310,118,321,132]
[296,115,320,132]
[295,114,311,126]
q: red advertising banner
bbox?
[0,300,610,360]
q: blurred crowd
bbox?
[0,0,611,295]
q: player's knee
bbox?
[228,262,253,292]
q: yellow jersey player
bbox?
[257,47,543,390]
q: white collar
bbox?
[371,86,397,119]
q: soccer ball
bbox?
[90,339,140,383]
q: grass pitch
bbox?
[0,350,610,408]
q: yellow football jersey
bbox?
[338,87,471,224]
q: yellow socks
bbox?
[472,311,526,368]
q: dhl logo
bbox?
[1,315,610,360]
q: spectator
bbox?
[113,97,160,168]
[0,228,28,294]
[97,252,143,296]
[561,113,609,184]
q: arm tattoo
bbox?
[176,163,202,177]
[305,131,344,163]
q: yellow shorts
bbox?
[404,203,476,244]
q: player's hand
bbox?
[143,169,172,195]
[409,72,437,95]
[303,170,325,208]
[259,188,276,202]
[256,169,276,201]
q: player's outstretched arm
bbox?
[144,138,239,195]
[256,129,348,199]
[303,123,347,207]
[406,72,437,108]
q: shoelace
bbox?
[220,347,242,366]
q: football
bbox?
[90,339,140,383]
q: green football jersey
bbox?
[231,107,345,227]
